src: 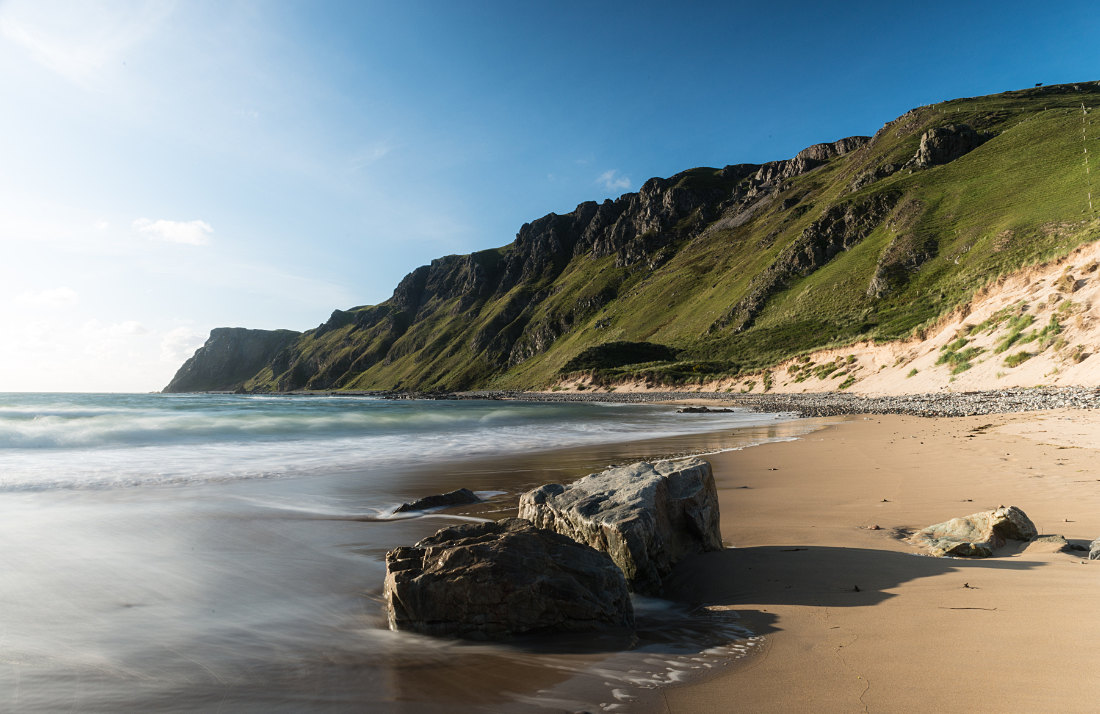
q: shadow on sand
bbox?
[663,544,1045,636]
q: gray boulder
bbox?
[518,457,721,595]
[910,505,1038,557]
[383,518,633,640]
[1089,538,1100,560]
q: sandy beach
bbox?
[661,409,1100,713]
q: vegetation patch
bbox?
[1004,351,1033,368]
[560,341,678,373]
[993,313,1036,353]
[937,338,984,373]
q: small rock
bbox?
[910,505,1038,557]
[394,487,481,513]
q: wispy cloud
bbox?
[15,286,79,308]
[108,320,148,336]
[0,0,172,86]
[133,218,213,245]
[349,140,399,171]
[160,326,206,362]
[597,169,632,192]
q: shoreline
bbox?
[659,409,1100,712]
[211,385,1100,417]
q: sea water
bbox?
[0,393,810,712]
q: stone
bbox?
[518,457,722,594]
[394,487,481,513]
[906,123,984,170]
[676,406,733,413]
[910,505,1038,557]
[383,518,633,639]
[1089,537,1100,560]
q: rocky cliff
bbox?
[164,328,300,392]
[165,81,1100,393]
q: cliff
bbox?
[163,328,301,393]
[165,81,1100,393]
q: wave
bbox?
[0,401,624,449]
[0,393,795,492]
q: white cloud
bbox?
[0,0,173,86]
[160,326,206,363]
[15,286,79,308]
[597,169,632,192]
[133,218,213,245]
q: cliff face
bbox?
[165,81,1100,393]
[163,328,301,393]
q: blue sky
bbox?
[2,0,1098,391]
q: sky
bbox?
[2,0,1099,392]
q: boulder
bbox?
[676,406,734,413]
[1089,537,1100,560]
[910,505,1038,557]
[394,487,480,513]
[518,457,721,594]
[383,518,633,639]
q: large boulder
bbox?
[1089,537,1100,560]
[518,457,721,595]
[910,505,1038,557]
[383,518,633,639]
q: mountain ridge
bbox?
[165,81,1100,394]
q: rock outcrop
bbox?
[518,457,721,594]
[163,327,301,393]
[910,505,1038,557]
[905,123,985,170]
[383,518,633,639]
[1090,537,1100,560]
[713,192,899,332]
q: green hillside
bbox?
[165,81,1100,393]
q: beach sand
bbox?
[660,410,1100,713]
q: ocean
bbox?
[0,392,811,712]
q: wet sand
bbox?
[662,410,1100,713]
[0,409,817,714]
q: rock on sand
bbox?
[518,457,722,594]
[910,505,1038,557]
[383,518,633,639]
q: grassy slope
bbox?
[247,83,1100,391]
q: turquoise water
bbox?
[0,392,793,494]
[0,393,807,712]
